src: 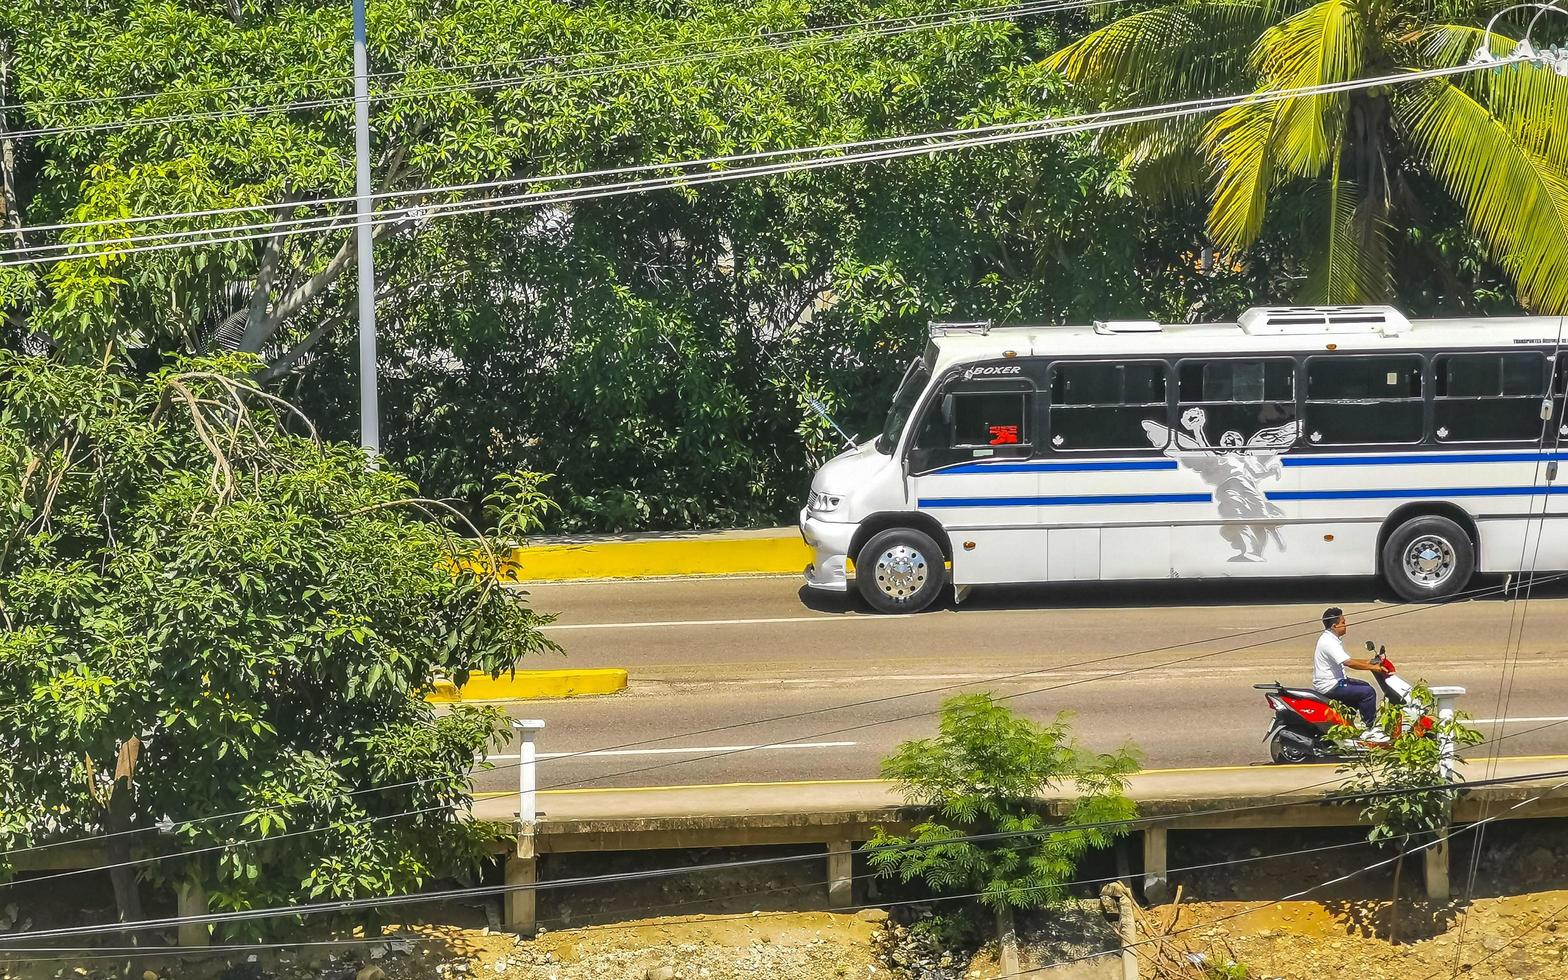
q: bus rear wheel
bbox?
[855,527,945,614]
[1381,515,1474,602]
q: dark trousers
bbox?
[1326,678,1378,728]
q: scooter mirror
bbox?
[1365,640,1376,652]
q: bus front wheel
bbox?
[1381,515,1474,602]
[855,527,945,614]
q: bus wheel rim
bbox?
[1403,535,1456,586]
[874,545,928,599]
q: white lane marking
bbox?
[1470,716,1568,725]
[542,615,904,631]
[484,741,858,761]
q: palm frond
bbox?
[1203,97,1287,249]
[1298,180,1393,304]
[1395,79,1568,312]
[1410,27,1568,169]
[1124,122,1210,201]
[1043,1,1271,107]
[1250,0,1363,176]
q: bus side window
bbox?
[1434,352,1547,442]
[1177,358,1297,442]
[1303,355,1423,445]
[1047,361,1168,451]
[914,385,1030,451]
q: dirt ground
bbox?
[1139,891,1568,979]
[6,897,1568,980]
[0,911,885,980]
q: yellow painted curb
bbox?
[499,533,811,582]
[426,668,628,703]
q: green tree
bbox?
[0,0,1256,532]
[865,694,1139,975]
[0,352,556,937]
[1332,684,1482,942]
[1046,0,1568,310]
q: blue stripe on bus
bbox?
[917,485,1568,509]
[936,450,1568,475]
[1283,451,1568,467]
[918,492,1213,508]
[941,459,1178,474]
[1270,485,1568,501]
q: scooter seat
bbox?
[1278,687,1330,702]
[1254,682,1333,703]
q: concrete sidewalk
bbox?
[503,527,808,582]
[474,756,1568,932]
[473,755,1568,832]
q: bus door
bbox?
[905,371,1045,583]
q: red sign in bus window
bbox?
[988,424,1020,445]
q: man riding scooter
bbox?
[1313,606,1391,733]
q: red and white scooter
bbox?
[1254,642,1434,763]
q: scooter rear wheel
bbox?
[1269,731,1313,764]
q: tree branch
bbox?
[0,38,24,240]
[239,215,408,354]
[238,191,301,351]
[238,132,422,354]
[257,311,346,383]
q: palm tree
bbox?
[1044,0,1568,311]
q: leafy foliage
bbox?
[0,353,556,933]
[0,0,1539,533]
[0,0,1293,533]
[1331,684,1483,848]
[864,694,1140,912]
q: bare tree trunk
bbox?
[96,739,146,980]
[996,904,1022,978]
[0,37,25,238]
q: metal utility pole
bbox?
[352,0,380,456]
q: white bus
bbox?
[799,306,1568,612]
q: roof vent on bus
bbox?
[1094,319,1163,335]
[929,320,995,337]
[1237,305,1411,336]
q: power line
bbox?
[1450,318,1568,972]
[0,837,1378,963]
[4,0,1106,241]
[989,772,1568,980]
[4,765,1564,946]
[528,574,1558,794]
[0,59,1505,267]
[0,563,1524,869]
[3,568,1548,875]
[5,0,1092,142]
[19,0,1080,114]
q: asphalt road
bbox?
[470,573,1568,796]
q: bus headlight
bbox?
[809,491,843,513]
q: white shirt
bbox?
[1313,630,1351,693]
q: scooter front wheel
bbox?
[1269,731,1314,764]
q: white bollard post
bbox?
[512,719,546,824]
[1430,686,1466,781]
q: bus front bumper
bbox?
[800,509,854,593]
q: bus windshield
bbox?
[876,359,931,454]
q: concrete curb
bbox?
[502,527,810,582]
[425,668,628,703]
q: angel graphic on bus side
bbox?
[1141,408,1301,563]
